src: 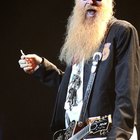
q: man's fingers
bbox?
[18,59,26,64]
[19,58,35,65]
[20,63,32,68]
[23,67,34,74]
[20,54,42,65]
[19,59,33,68]
[21,54,36,59]
[23,66,33,72]
[19,63,27,68]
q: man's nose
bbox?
[86,0,102,5]
[86,0,94,4]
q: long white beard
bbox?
[59,2,113,65]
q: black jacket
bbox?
[34,18,140,139]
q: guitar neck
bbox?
[69,124,90,140]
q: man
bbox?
[18,0,140,139]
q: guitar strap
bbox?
[79,46,103,122]
[79,19,115,122]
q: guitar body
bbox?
[53,121,86,140]
[53,115,112,140]
[53,129,66,140]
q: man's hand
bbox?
[18,54,43,74]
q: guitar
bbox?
[53,114,112,140]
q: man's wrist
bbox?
[32,57,44,72]
[38,57,44,67]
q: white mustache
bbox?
[85,4,98,11]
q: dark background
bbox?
[0,0,139,140]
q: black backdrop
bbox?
[0,0,139,140]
